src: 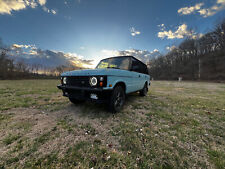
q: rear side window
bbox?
[142,65,149,75]
[131,58,148,74]
[139,63,145,74]
[131,58,140,73]
[146,67,149,74]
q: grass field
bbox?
[0,80,225,168]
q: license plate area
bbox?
[90,93,98,100]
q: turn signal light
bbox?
[100,82,103,87]
[109,84,112,87]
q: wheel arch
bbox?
[145,81,148,86]
[141,81,148,89]
[114,81,126,93]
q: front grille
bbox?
[67,76,90,87]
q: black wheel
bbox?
[109,86,125,113]
[69,98,85,104]
[139,83,148,96]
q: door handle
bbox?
[139,75,141,77]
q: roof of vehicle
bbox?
[101,55,147,67]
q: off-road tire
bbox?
[139,83,148,96]
[109,86,125,113]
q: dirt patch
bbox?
[54,105,121,148]
[2,108,57,137]
[0,108,57,159]
[0,105,122,164]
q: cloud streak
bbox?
[0,0,46,14]
[178,0,225,17]
[158,24,202,39]
[6,43,93,68]
[101,49,161,64]
[43,6,57,15]
[178,3,204,15]
[130,27,141,36]
[0,0,57,15]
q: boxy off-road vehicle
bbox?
[57,56,150,112]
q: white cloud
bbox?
[42,6,50,13]
[130,27,141,36]
[12,44,34,49]
[9,43,93,68]
[178,3,204,15]
[158,24,166,31]
[38,0,46,6]
[29,50,38,55]
[119,49,161,63]
[43,6,57,14]
[178,0,225,17]
[101,49,120,56]
[152,49,159,53]
[192,33,204,39]
[0,0,57,15]
[51,9,56,14]
[158,24,200,39]
[25,0,38,8]
[0,0,26,14]
[166,45,177,51]
[0,0,46,15]
[101,49,161,63]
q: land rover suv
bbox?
[57,56,150,112]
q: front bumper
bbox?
[57,84,112,103]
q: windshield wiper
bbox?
[106,66,120,69]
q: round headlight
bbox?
[63,77,67,84]
[90,77,97,86]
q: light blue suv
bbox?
[57,56,150,112]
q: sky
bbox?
[0,0,225,68]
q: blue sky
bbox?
[0,0,225,67]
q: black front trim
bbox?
[66,76,90,87]
[57,84,111,91]
[57,84,112,103]
[63,76,107,88]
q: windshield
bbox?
[96,57,130,70]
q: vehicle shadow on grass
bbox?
[63,93,142,119]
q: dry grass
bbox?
[0,80,224,168]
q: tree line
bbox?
[149,19,225,80]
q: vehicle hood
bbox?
[61,68,129,76]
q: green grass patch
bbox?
[57,117,77,133]
[3,134,21,145]
[0,80,67,111]
[208,149,225,169]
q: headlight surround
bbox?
[89,76,98,86]
[63,77,67,85]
